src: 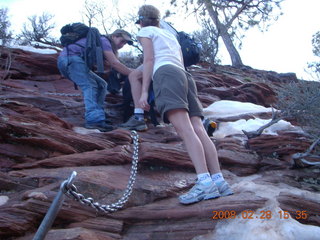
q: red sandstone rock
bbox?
[0,46,319,240]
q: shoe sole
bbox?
[204,191,221,200]
[85,126,114,132]
[220,190,234,197]
[119,125,148,132]
[179,192,220,205]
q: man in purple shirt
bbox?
[57,29,133,131]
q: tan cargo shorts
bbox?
[153,64,203,123]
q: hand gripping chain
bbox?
[61,130,139,213]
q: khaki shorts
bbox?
[153,64,203,123]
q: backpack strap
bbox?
[160,21,190,71]
[74,43,85,48]
[85,28,104,74]
[160,20,179,36]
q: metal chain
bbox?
[44,92,82,97]
[62,130,139,213]
[0,85,81,97]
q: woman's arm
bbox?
[138,37,154,110]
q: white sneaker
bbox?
[216,181,234,196]
[179,181,220,204]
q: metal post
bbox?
[33,171,77,240]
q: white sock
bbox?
[134,108,144,120]
[197,172,212,185]
[211,172,224,185]
[134,108,144,114]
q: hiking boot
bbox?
[85,122,114,132]
[105,118,113,125]
[216,181,234,197]
[119,115,148,131]
[179,181,220,205]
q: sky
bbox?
[1,0,319,80]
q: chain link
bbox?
[62,130,139,213]
[44,92,82,97]
[0,85,82,97]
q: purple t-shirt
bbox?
[59,36,112,57]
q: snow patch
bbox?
[0,196,9,206]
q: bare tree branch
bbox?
[243,108,282,139]
[19,12,56,45]
[292,138,320,167]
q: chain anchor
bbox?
[33,130,139,239]
[32,171,77,240]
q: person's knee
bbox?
[168,112,194,137]
[172,122,185,135]
[193,123,206,137]
[128,70,136,80]
[129,69,142,83]
[191,118,206,136]
[100,81,108,91]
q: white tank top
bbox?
[137,26,185,75]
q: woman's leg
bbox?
[167,109,221,204]
[166,109,208,174]
[190,116,221,174]
[128,68,143,109]
[190,116,233,196]
[119,67,148,131]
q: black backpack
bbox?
[107,69,124,94]
[177,31,201,67]
[59,23,104,74]
[161,21,201,67]
[60,23,89,47]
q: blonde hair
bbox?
[137,5,160,27]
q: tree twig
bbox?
[242,108,282,139]
[292,138,320,167]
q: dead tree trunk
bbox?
[204,1,244,68]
